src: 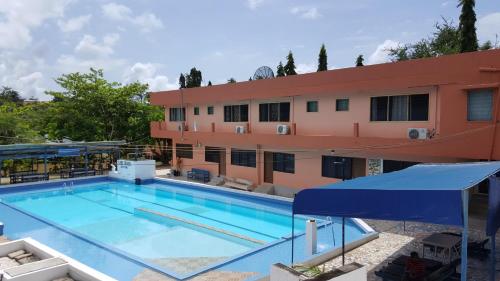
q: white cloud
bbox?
[247,0,264,10]
[74,33,120,58]
[368,39,400,65]
[296,63,316,74]
[477,12,500,43]
[58,14,92,32]
[0,0,72,49]
[290,7,322,20]
[123,63,177,91]
[56,54,127,75]
[101,2,164,32]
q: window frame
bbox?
[194,106,200,116]
[169,107,186,122]
[259,102,290,122]
[370,94,429,122]
[207,106,214,115]
[272,152,295,174]
[306,101,319,113]
[467,89,494,122]
[230,149,256,168]
[224,104,249,122]
[176,143,193,159]
[205,146,222,163]
[335,99,349,112]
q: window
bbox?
[259,102,290,122]
[231,149,256,167]
[205,146,222,163]
[322,156,353,179]
[176,143,193,159]
[336,99,349,111]
[468,89,493,121]
[169,107,186,121]
[273,153,295,173]
[382,160,418,173]
[370,94,429,121]
[207,106,214,115]
[224,105,249,122]
[194,106,199,115]
[307,101,318,112]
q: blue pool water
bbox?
[0,178,370,280]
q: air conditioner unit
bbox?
[276,124,290,135]
[235,125,246,134]
[407,128,428,140]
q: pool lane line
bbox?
[135,208,266,245]
[97,187,282,241]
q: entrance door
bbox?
[219,148,226,176]
[264,152,273,183]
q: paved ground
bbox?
[321,218,499,281]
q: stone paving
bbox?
[321,218,499,281]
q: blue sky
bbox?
[0,0,499,100]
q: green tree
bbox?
[179,74,186,88]
[355,55,364,67]
[276,62,285,77]
[479,40,493,51]
[207,81,212,86]
[284,51,297,76]
[317,44,328,71]
[44,68,163,143]
[185,67,203,88]
[0,102,41,145]
[0,87,23,106]
[227,78,236,84]
[458,0,478,52]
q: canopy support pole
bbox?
[342,217,345,266]
[460,190,469,281]
[43,148,48,179]
[291,208,295,266]
[491,233,496,281]
[84,147,89,173]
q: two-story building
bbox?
[150,49,500,189]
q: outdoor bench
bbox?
[187,168,210,183]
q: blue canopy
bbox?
[294,161,500,230]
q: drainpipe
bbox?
[180,88,185,141]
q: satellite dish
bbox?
[253,66,274,80]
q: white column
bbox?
[305,219,317,256]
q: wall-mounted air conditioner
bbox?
[235,125,246,134]
[407,128,428,140]
[276,124,290,135]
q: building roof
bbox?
[150,49,500,106]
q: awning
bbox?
[294,162,500,228]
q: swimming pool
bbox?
[0,178,372,280]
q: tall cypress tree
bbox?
[355,55,364,67]
[284,51,297,76]
[317,44,328,71]
[276,62,285,77]
[207,81,212,86]
[179,73,186,89]
[458,0,478,52]
[186,67,202,88]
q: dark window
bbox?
[370,97,388,121]
[194,107,199,115]
[205,146,222,163]
[409,94,429,121]
[336,99,349,111]
[371,94,429,121]
[207,106,214,115]
[468,89,493,121]
[322,156,353,179]
[307,101,318,112]
[176,143,193,159]
[169,108,186,121]
[224,105,249,122]
[231,149,256,167]
[273,153,295,173]
[388,95,408,121]
[259,102,290,122]
[382,160,418,173]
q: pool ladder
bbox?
[326,216,336,246]
[63,182,74,195]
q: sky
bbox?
[0,0,499,100]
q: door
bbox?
[218,148,226,176]
[264,152,273,183]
